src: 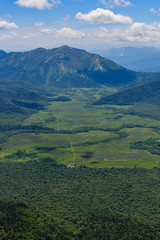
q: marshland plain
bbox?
[1,87,160,169]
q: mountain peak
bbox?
[0,50,6,56]
[58,45,70,49]
[0,46,137,88]
[30,47,46,53]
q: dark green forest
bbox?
[94,78,160,106]
[130,137,160,155]
[1,161,160,239]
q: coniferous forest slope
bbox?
[0,85,47,113]
[94,77,160,106]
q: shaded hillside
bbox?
[0,84,46,101]
[0,85,47,114]
[0,82,51,144]
[0,201,73,240]
[94,78,160,105]
[0,97,24,114]
[0,46,139,88]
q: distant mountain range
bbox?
[92,47,160,72]
[0,45,143,88]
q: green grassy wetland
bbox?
[1,87,160,169]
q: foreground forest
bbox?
[1,161,160,239]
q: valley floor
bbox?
[0,87,160,168]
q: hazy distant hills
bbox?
[0,46,139,88]
[94,77,160,106]
[93,47,160,72]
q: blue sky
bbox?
[1,0,160,51]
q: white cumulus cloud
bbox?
[10,31,18,36]
[96,22,160,44]
[35,22,45,27]
[150,8,156,15]
[23,33,38,39]
[76,8,133,24]
[15,0,61,10]
[56,27,85,38]
[0,20,18,30]
[0,31,18,41]
[41,28,52,33]
[0,34,13,40]
[100,0,132,8]
[150,8,160,16]
[63,15,71,21]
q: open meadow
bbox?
[1,87,160,169]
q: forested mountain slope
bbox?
[94,78,160,105]
[0,46,142,88]
[0,84,47,115]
